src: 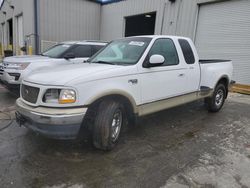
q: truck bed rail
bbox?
[199,59,231,64]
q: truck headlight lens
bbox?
[59,89,76,104]
[43,89,76,104]
[43,89,60,103]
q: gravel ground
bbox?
[0,85,250,188]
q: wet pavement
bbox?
[0,85,250,188]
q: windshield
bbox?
[89,37,152,65]
[42,44,72,58]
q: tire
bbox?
[205,83,226,112]
[92,99,125,151]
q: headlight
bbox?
[43,89,76,104]
[59,89,76,104]
[6,63,30,70]
[43,89,60,103]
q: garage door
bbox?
[195,0,250,85]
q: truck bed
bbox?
[199,59,231,64]
[199,59,233,89]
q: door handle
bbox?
[179,73,185,77]
[189,66,194,69]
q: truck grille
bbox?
[21,84,40,104]
[0,64,3,75]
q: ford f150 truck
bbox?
[0,41,107,92]
[15,35,233,150]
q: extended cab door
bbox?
[178,39,200,93]
[138,38,190,104]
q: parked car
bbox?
[1,40,107,92]
[15,35,233,150]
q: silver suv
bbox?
[0,40,107,92]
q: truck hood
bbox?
[3,55,52,64]
[24,63,125,86]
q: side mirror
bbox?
[149,55,165,66]
[64,53,75,60]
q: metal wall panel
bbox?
[0,0,35,53]
[100,0,166,41]
[195,0,250,84]
[100,0,198,41]
[39,0,101,42]
[174,0,198,40]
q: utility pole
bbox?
[34,0,40,54]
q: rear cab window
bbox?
[178,39,195,64]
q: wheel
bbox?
[205,83,226,112]
[92,99,125,151]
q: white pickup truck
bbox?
[16,35,233,150]
[0,41,107,92]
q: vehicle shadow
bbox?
[0,85,18,107]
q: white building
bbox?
[0,0,250,84]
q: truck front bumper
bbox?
[16,98,87,140]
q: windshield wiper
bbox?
[92,61,116,65]
[40,53,48,57]
[84,59,91,63]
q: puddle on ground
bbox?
[184,129,200,139]
[0,111,13,131]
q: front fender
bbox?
[75,76,140,114]
[85,89,138,114]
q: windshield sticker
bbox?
[129,41,145,47]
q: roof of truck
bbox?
[126,35,191,40]
[61,40,108,45]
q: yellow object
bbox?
[8,44,13,50]
[230,84,250,95]
[18,47,21,55]
[59,99,76,104]
[17,47,23,56]
[28,46,33,55]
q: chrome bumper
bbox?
[16,98,87,139]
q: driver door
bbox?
[138,38,188,104]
